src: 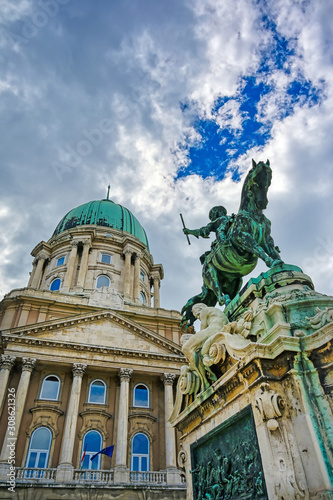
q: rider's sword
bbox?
[180,213,191,245]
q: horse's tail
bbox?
[180,285,217,328]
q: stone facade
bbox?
[170,265,333,500]
[0,202,186,499]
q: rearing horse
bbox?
[181,159,282,327]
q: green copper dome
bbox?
[53,199,149,249]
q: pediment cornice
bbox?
[1,309,183,356]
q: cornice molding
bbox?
[2,334,185,363]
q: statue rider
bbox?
[183,206,234,264]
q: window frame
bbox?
[50,278,61,291]
[56,256,65,267]
[25,427,52,470]
[96,275,111,289]
[131,433,150,472]
[133,383,150,408]
[101,253,112,264]
[140,269,145,282]
[88,379,107,405]
[80,430,103,470]
[139,291,146,305]
[39,374,61,401]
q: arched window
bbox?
[96,275,110,288]
[88,380,106,404]
[139,292,146,305]
[26,427,52,470]
[133,384,149,408]
[81,430,102,470]
[101,254,111,264]
[50,278,61,291]
[131,433,150,472]
[39,375,60,401]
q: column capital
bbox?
[123,249,132,256]
[72,363,87,378]
[163,373,176,386]
[1,355,16,371]
[21,357,36,373]
[37,251,49,261]
[70,240,80,248]
[119,368,133,382]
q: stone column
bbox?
[56,363,86,482]
[114,368,133,483]
[153,276,160,309]
[133,255,141,302]
[0,355,16,412]
[28,258,37,287]
[62,242,78,291]
[76,241,91,289]
[163,373,181,485]
[30,253,47,289]
[0,358,36,479]
[123,251,132,298]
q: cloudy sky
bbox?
[0,0,332,312]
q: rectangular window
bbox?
[56,256,65,266]
[101,254,111,264]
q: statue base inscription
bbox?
[171,266,333,500]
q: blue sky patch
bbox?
[175,14,324,182]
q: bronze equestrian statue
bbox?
[181,159,282,328]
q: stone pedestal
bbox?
[113,466,130,483]
[170,265,333,500]
[55,463,74,482]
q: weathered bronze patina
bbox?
[181,159,282,327]
[190,406,267,499]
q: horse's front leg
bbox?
[203,263,230,306]
[232,229,278,268]
[263,234,283,264]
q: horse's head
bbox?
[240,159,272,212]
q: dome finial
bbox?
[106,184,110,200]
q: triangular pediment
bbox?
[4,310,183,356]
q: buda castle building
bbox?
[0,197,186,499]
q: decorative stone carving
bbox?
[28,405,64,437]
[182,304,229,392]
[177,443,187,469]
[0,355,16,371]
[119,368,133,382]
[72,363,87,377]
[306,307,333,329]
[22,358,36,372]
[255,383,285,431]
[163,373,176,386]
[79,408,112,439]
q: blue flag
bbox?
[90,445,114,461]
